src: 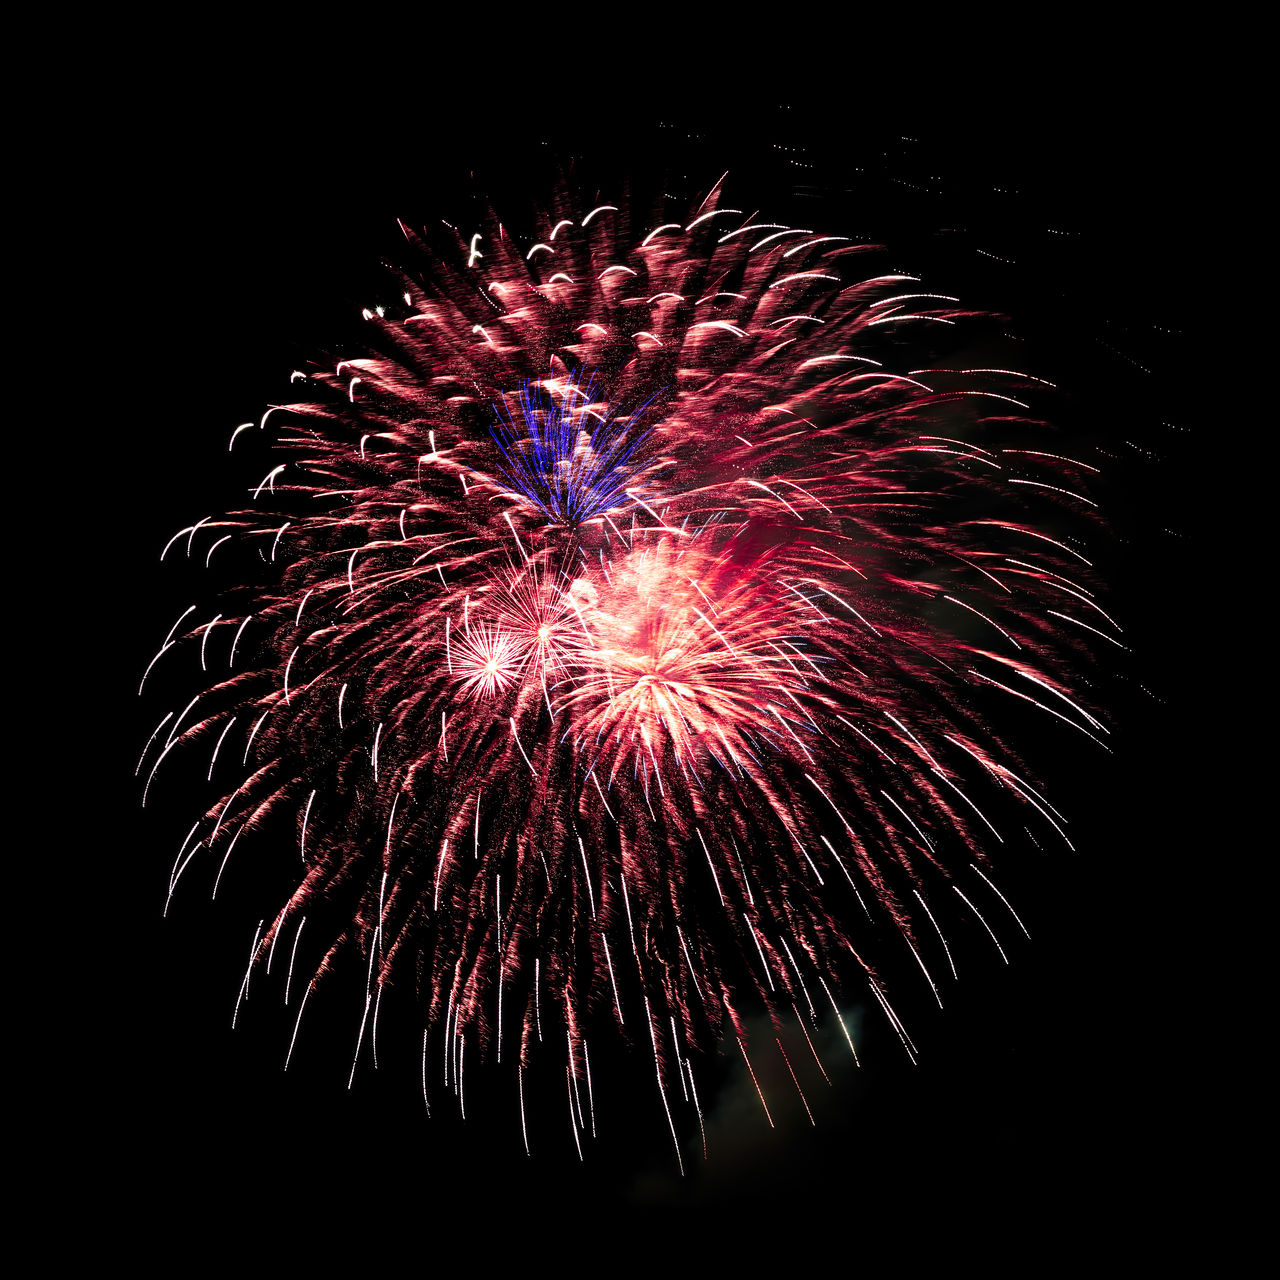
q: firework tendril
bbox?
[141,182,1110,1165]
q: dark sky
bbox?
[74,45,1209,1250]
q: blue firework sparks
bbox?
[488,370,667,526]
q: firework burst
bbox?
[140,180,1110,1164]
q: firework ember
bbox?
[140,180,1110,1165]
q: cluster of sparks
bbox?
[140,181,1112,1166]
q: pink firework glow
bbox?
[139,181,1110,1165]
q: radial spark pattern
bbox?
[141,184,1110,1163]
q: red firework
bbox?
[140,180,1109,1165]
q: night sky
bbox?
[75,51,1207,1249]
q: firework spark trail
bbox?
[144,179,1108,1158]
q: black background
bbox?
[68,38,1211,1254]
